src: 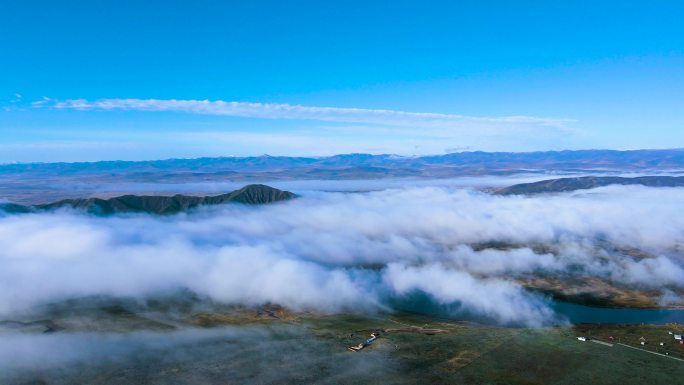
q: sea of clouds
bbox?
[1,184,683,327]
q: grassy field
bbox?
[307,313,684,384]
[2,304,684,384]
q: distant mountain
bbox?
[2,185,296,215]
[3,149,684,180]
[3,149,684,204]
[495,176,684,195]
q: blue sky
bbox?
[1,1,683,162]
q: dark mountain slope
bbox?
[496,176,684,195]
[0,203,33,214]
[214,183,297,205]
[4,184,297,215]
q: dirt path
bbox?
[591,339,614,347]
[616,343,684,363]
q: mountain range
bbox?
[2,149,684,204]
[3,149,684,183]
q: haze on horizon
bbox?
[1,1,684,162]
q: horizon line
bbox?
[2,147,684,166]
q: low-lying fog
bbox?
[43,174,569,195]
[1,183,684,327]
[0,326,394,384]
[33,170,681,196]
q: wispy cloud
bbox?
[13,97,581,160]
[46,98,573,129]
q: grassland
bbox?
[2,302,683,385]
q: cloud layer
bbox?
[1,185,683,326]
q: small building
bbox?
[348,332,380,352]
[577,337,587,342]
[348,343,365,352]
[675,334,682,341]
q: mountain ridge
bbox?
[496,175,684,195]
[3,149,684,173]
[2,184,296,215]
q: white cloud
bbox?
[47,98,573,129]
[11,98,582,160]
[384,263,556,326]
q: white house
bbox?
[577,337,587,341]
[675,334,682,341]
